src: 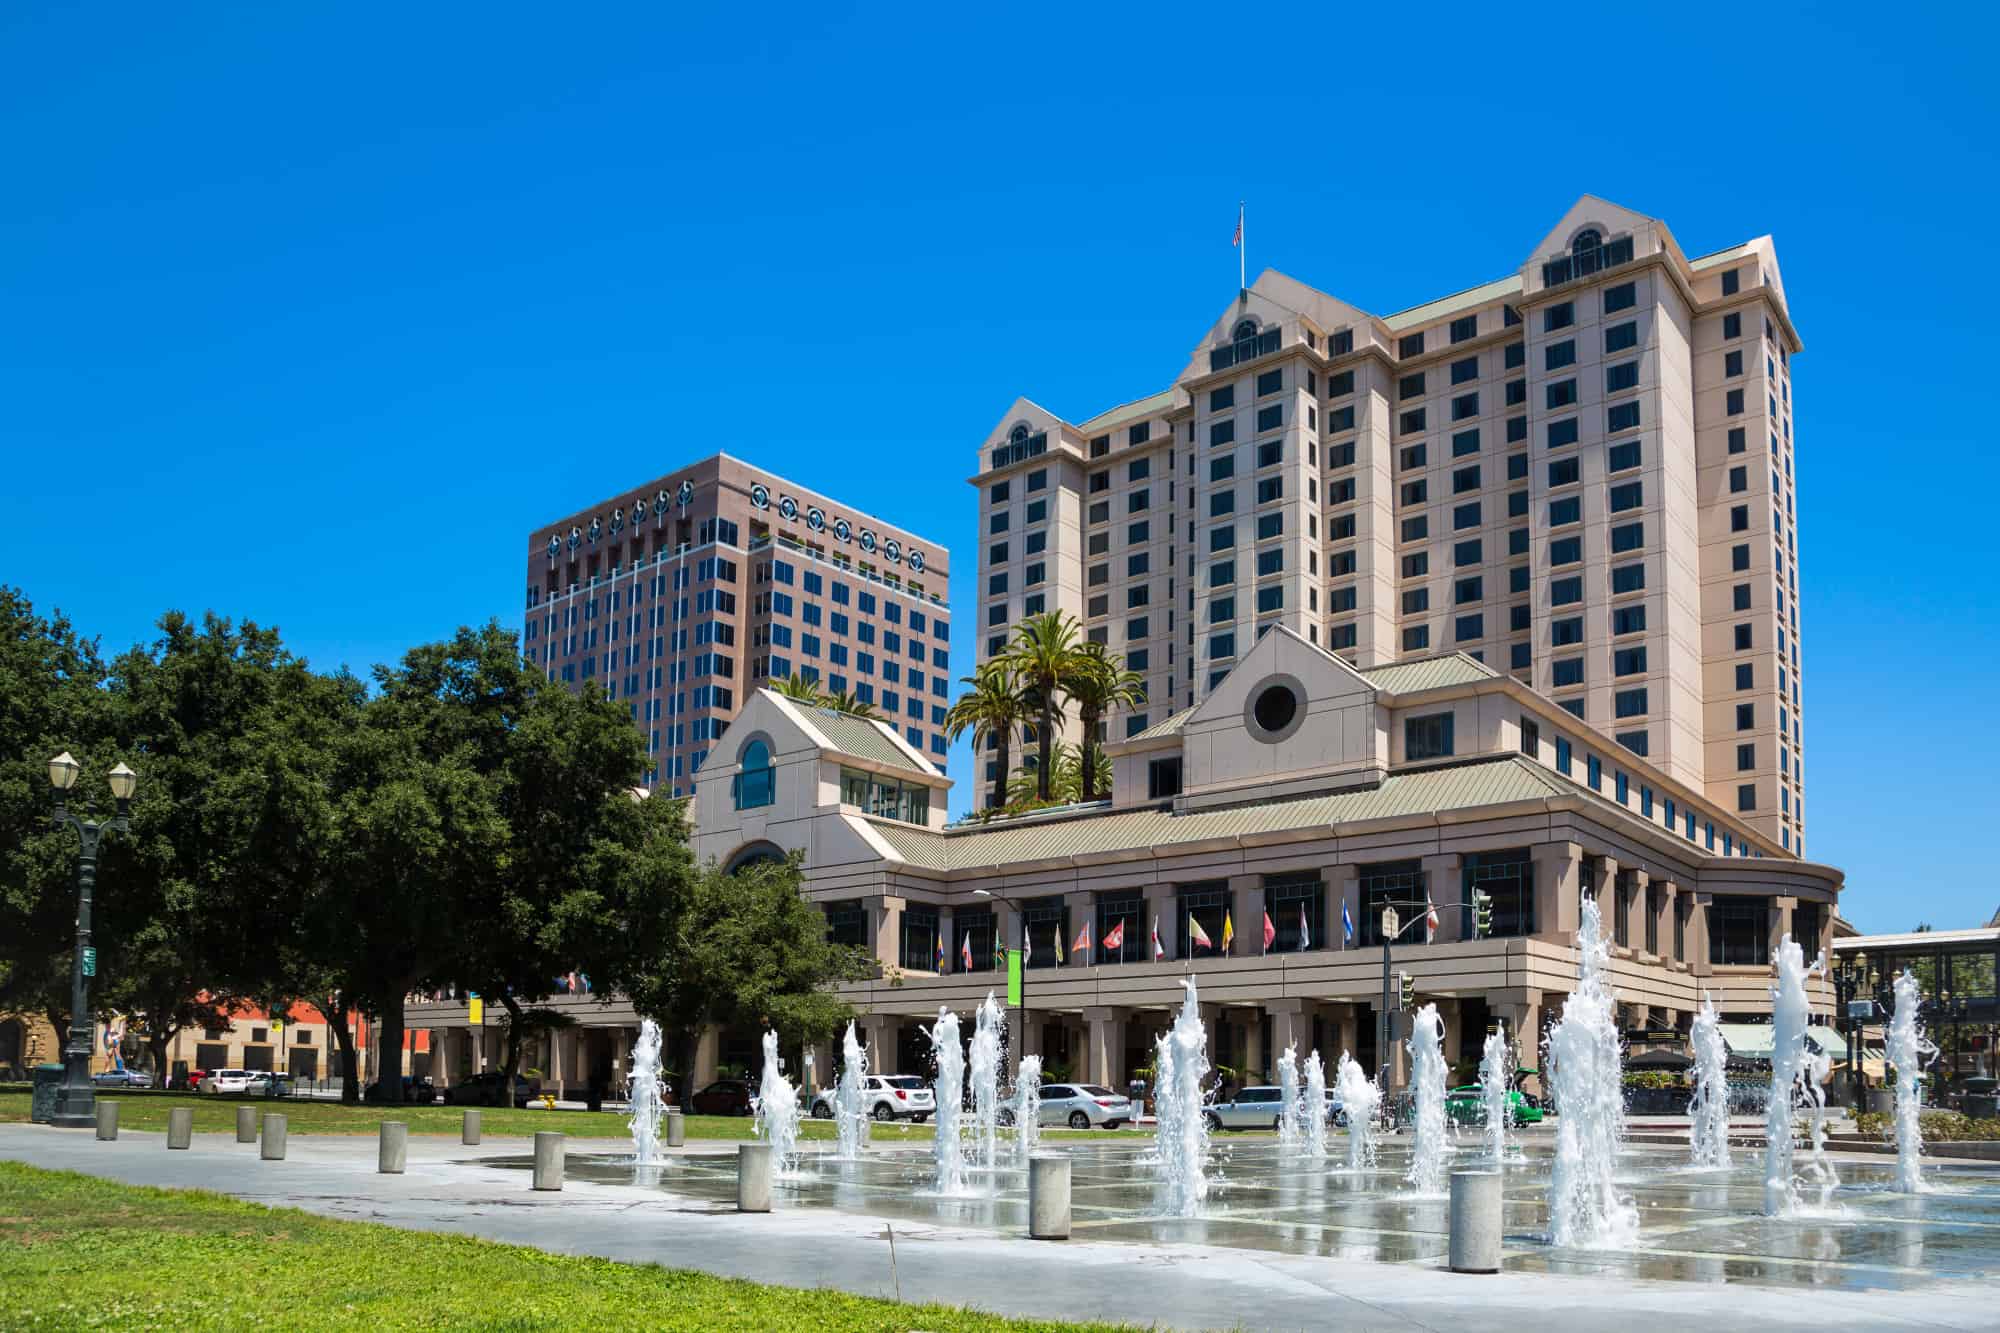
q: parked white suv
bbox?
[808,1074,936,1123]
[1204,1085,1285,1131]
[200,1069,255,1095]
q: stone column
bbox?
[1004,1006,1026,1078]
[1240,1009,1265,1083]
[693,1025,721,1086]
[860,1014,899,1076]
[1530,842,1581,941]
[1689,894,1713,977]
[989,896,1022,965]
[1422,853,1464,944]
[1265,997,1305,1060]
[1491,988,1541,1062]
[1439,998,1464,1068]
[936,904,956,974]
[1229,875,1264,959]
[1334,1004,1360,1062]
[1142,883,1177,960]
[871,895,906,972]
[1654,881,1678,963]
[612,1028,631,1093]
[1330,865,1358,953]
[1081,1007,1128,1087]
[1625,869,1651,956]
[1595,854,1620,930]
[1379,1004,1410,1090]
[1769,895,1798,956]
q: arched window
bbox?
[1571,229,1602,256]
[1232,318,1259,342]
[725,841,787,874]
[733,738,775,810]
[1010,423,1031,444]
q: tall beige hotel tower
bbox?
[974,197,1804,854]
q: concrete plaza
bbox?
[5,1122,1998,1330]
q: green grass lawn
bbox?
[0,1090,1138,1143]
[0,1161,1128,1331]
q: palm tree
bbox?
[1068,642,1146,801]
[945,661,1024,812]
[1003,611,1085,802]
[1006,739,1083,805]
[774,672,824,704]
[823,688,880,721]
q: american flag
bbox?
[1232,206,1243,247]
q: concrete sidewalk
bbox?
[1,1123,1991,1331]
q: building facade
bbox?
[527,453,952,796]
[695,625,1840,1091]
[972,196,1806,854]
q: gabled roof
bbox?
[1078,389,1177,434]
[1127,706,1197,742]
[786,700,936,777]
[860,755,1569,872]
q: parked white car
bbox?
[808,1074,937,1123]
[200,1068,255,1095]
[1204,1085,1286,1131]
[1034,1083,1135,1129]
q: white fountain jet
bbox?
[752,1030,803,1175]
[628,1017,666,1165]
[969,992,1004,1173]
[1689,994,1731,1170]
[1335,1051,1380,1172]
[1764,934,1838,1215]
[927,1006,969,1195]
[834,1020,871,1160]
[1480,1023,1513,1163]
[1888,969,1937,1194]
[1152,977,1212,1217]
[1547,895,1638,1247]
[1276,1043,1304,1150]
[1405,1003,1450,1195]
[1014,1053,1043,1163]
[1302,1049,1329,1162]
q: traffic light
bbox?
[1398,971,1416,1010]
[1472,888,1493,937]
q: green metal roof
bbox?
[1360,653,1500,694]
[1381,275,1522,332]
[801,706,930,775]
[1078,389,1177,434]
[1126,706,1197,742]
[862,756,1566,872]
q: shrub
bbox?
[1854,1109,2000,1141]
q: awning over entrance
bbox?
[1716,1023,1844,1059]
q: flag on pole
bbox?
[1221,910,1235,954]
[1190,914,1214,953]
[1152,916,1165,961]
[1424,899,1440,944]
[1103,920,1126,953]
[1234,201,1245,289]
[935,929,946,972]
[1024,930,1032,968]
[1073,920,1092,964]
[1054,923,1064,965]
[1300,905,1311,951]
[1262,910,1276,954]
[962,932,974,972]
[1342,900,1354,945]
[1232,204,1243,248]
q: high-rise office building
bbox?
[527,453,952,795]
[973,196,1804,853]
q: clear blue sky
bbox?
[3,6,1995,932]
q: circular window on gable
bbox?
[1243,674,1306,744]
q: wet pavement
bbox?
[538,1134,2000,1291]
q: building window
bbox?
[732,739,775,809]
[1266,872,1325,952]
[1467,849,1535,938]
[1147,756,1183,800]
[1359,860,1423,946]
[1175,882,1229,959]
[1709,895,1767,965]
[1405,712,1454,760]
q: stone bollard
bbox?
[235,1105,258,1143]
[379,1121,407,1174]
[1448,1170,1502,1274]
[260,1113,287,1161]
[665,1109,685,1148]
[1028,1153,1072,1240]
[737,1142,773,1212]
[461,1109,482,1145]
[532,1131,564,1191]
[167,1106,193,1150]
[95,1101,119,1141]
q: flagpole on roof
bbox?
[1238,201,1246,291]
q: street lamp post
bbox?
[46,751,137,1130]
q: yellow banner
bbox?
[468,997,484,1025]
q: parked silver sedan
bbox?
[1036,1083,1135,1129]
[1203,1085,1286,1131]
